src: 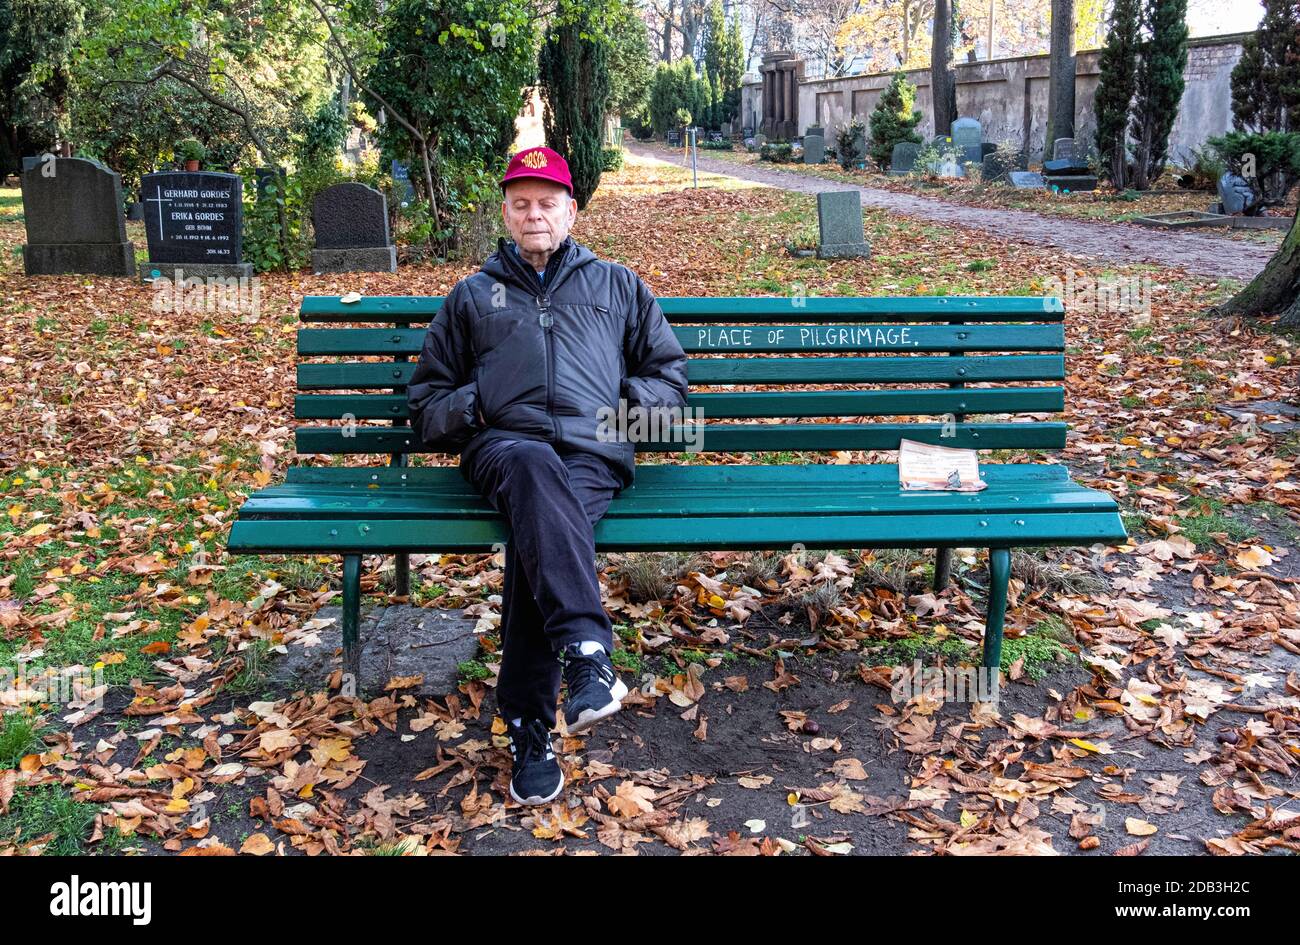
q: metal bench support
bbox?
[342,554,362,689]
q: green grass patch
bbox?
[0,784,102,855]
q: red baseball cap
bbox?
[501,146,573,197]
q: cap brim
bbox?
[501,172,573,197]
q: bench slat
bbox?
[297,354,1066,390]
[295,387,1065,420]
[281,462,1076,487]
[294,421,1067,454]
[228,509,1125,553]
[298,323,1065,356]
[299,295,1065,324]
[238,482,1118,519]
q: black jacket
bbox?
[407,235,689,490]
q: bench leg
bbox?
[394,553,410,597]
[981,547,1010,700]
[933,547,953,590]
[342,554,362,693]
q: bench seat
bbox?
[229,463,1124,553]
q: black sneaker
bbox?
[506,717,564,805]
[559,642,629,735]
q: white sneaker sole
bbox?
[510,770,565,806]
[565,678,629,736]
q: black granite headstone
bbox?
[139,170,250,280]
[20,157,136,276]
[311,182,396,273]
[255,166,285,199]
[1043,158,1090,176]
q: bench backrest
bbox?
[295,295,1066,460]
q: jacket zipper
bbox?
[538,293,557,440]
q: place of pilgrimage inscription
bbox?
[679,323,1059,351]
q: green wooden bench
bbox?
[226,294,1126,694]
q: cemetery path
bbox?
[627,141,1274,282]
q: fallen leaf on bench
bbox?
[340,291,362,304]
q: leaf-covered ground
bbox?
[668,141,1295,243]
[0,152,1297,856]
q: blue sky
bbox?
[1188,0,1265,37]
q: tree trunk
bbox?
[1213,204,1300,331]
[1046,0,1076,152]
[931,0,957,134]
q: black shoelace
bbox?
[511,719,551,765]
[561,649,608,695]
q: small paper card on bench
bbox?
[898,438,988,492]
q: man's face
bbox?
[501,179,576,256]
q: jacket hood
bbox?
[481,234,599,295]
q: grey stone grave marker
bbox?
[1052,138,1078,162]
[951,117,982,165]
[815,191,870,259]
[20,156,136,276]
[803,132,825,164]
[1008,170,1045,189]
[889,141,921,175]
[311,182,396,273]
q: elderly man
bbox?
[407,146,688,805]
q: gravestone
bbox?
[1052,138,1078,162]
[138,170,251,281]
[981,142,997,159]
[981,150,1016,184]
[20,157,136,276]
[950,117,982,165]
[390,160,414,204]
[889,141,921,175]
[1008,170,1046,189]
[1045,175,1098,193]
[311,182,396,273]
[803,132,825,164]
[937,156,964,178]
[815,191,870,260]
[1217,172,1254,215]
[1043,157,1090,176]
[255,166,285,199]
[667,130,682,147]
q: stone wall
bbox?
[740,32,1247,165]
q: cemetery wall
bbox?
[740,31,1247,166]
